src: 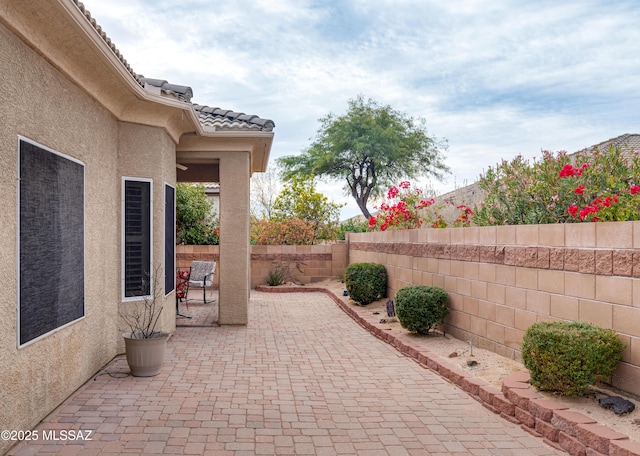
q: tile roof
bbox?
[576,133,640,155]
[140,78,193,103]
[194,105,275,132]
[73,1,274,133]
[74,0,144,86]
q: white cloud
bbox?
[81,0,640,219]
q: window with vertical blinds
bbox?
[123,179,152,298]
[18,137,85,346]
[164,184,175,295]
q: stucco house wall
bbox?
[0,1,274,453]
[0,19,123,444]
[116,122,178,349]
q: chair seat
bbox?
[188,260,216,303]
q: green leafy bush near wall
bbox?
[395,286,448,334]
[176,183,219,245]
[265,267,287,286]
[473,146,640,225]
[253,218,316,245]
[344,263,387,305]
[521,321,625,396]
[336,217,369,240]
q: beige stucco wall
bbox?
[0,22,178,454]
[0,21,121,452]
[348,223,640,396]
[173,152,255,325]
[219,152,251,324]
[116,122,177,350]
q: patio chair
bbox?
[175,267,191,318]
[189,260,216,304]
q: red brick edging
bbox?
[256,284,640,456]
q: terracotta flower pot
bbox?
[122,332,169,377]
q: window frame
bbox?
[164,183,176,297]
[121,177,153,302]
[17,136,86,348]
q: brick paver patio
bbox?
[8,292,564,455]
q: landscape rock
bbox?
[599,396,636,415]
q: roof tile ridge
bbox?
[72,0,144,87]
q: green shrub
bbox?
[344,263,387,305]
[473,146,640,226]
[265,268,287,286]
[521,321,625,396]
[253,218,316,245]
[336,218,368,240]
[176,183,219,245]
[395,286,448,334]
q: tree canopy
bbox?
[250,166,280,221]
[176,183,219,245]
[272,174,343,241]
[278,95,449,218]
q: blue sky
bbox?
[81,0,640,218]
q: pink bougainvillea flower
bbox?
[417,198,435,209]
[387,186,399,199]
[398,181,411,189]
[630,185,640,195]
[579,205,598,220]
[559,164,575,177]
[574,185,585,195]
[559,163,590,178]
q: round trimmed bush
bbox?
[521,321,625,396]
[395,286,448,334]
[344,263,387,305]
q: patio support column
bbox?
[218,152,250,324]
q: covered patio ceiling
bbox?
[176,130,274,183]
[176,155,219,183]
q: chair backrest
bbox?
[190,261,216,285]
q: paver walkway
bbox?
[9,292,564,456]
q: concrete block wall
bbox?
[348,221,640,396]
[176,242,347,290]
[176,245,220,287]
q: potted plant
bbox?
[120,266,170,377]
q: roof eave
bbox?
[178,130,274,174]
[1,0,201,143]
